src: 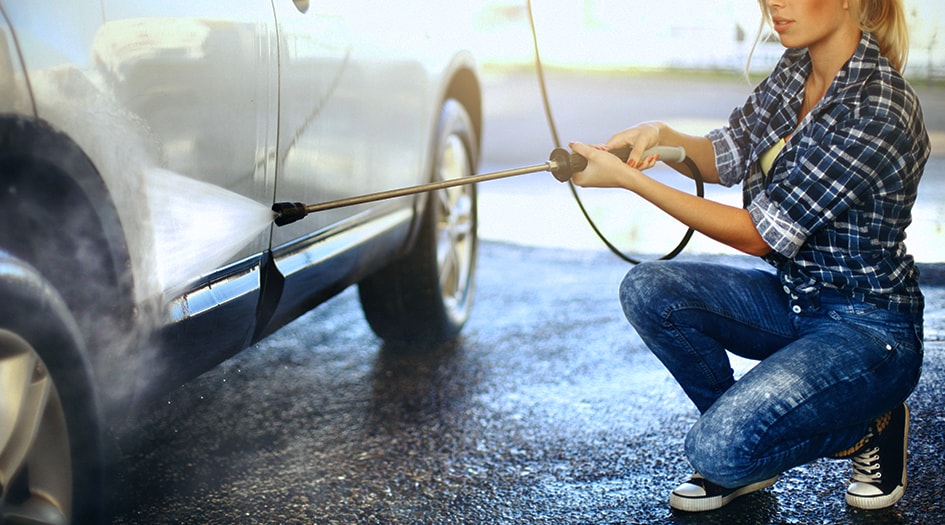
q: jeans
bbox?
[620,260,924,489]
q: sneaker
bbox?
[669,472,779,512]
[846,403,909,510]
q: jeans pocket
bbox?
[826,309,921,373]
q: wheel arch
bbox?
[443,64,483,160]
[0,115,135,304]
[0,115,139,415]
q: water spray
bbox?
[272,144,687,227]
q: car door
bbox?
[269,0,432,247]
[98,0,278,266]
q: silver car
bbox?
[0,1,481,523]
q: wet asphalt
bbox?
[110,242,945,525]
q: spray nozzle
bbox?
[272,202,308,226]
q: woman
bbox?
[569,0,929,513]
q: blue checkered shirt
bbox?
[708,33,930,315]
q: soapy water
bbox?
[142,168,276,295]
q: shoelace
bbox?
[851,445,883,483]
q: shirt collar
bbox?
[832,32,883,100]
[756,33,881,163]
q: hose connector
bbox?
[548,147,578,182]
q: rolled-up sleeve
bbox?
[747,191,808,258]
[705,69,786,189]
[707,127,744,188]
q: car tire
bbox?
[0,252,105,525]
[358,99,479,347]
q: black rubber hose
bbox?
[526,0,704,264]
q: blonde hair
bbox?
[749,0,910,74]
[849,0,910,72]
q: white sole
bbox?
[670,475,778,512]
[846,405,909,510]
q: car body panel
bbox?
[97,0,278,276]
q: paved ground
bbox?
[111,242,945,524]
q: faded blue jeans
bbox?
[620,260,923,489]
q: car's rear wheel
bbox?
[0,254,104,525]
[358,99,479,347]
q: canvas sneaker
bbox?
[669,472,779,512]
[845,403,909,510]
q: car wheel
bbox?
[359,99,479,347]
[0,253,104,525]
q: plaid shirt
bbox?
[708,33,930,315]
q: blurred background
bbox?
[471,0,944,76]
[466,0,945,262]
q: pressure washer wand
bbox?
[273,161,550,226]
[272,145,685,226]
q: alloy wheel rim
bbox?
[0,329,72,525]
[435,134,475,319]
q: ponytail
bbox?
[849,0,910,73]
